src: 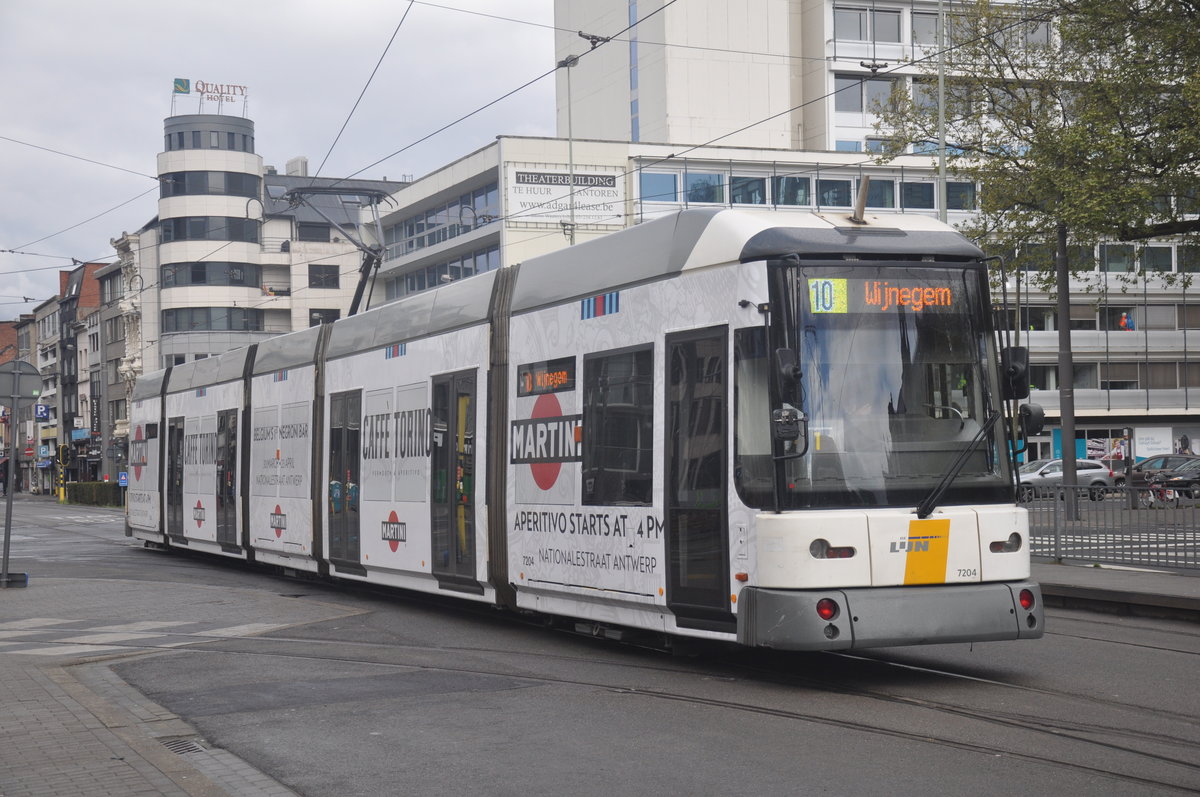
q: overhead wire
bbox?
[7,3,1044,318]
[311,0,415,179]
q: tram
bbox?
[127,208,1044,650]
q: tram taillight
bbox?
[816,598,839,621]
[1018,589,1035,610]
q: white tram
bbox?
[127,208,1045,650]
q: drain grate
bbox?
[161,737,207,755]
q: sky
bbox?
[0,0,558,319]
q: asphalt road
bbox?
[4,498,1199,796]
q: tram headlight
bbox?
[989,532,1023,553]
[809,539,857,559]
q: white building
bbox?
[102,113,404,469]
[546,0,1200,461]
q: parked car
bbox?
[1017,459,1118,502]
[1122,454,1200,489]
[1156,458,1200,499]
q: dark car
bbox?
[1157,458,1200,499]
[1017,459,1118,502]
[1121,454,1200,489]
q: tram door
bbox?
[327,390,362,569]
[215,409,238,548]
[665,328,734,631]
[430,371,477,591]
[166,417,185,541]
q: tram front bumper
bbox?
[736,581,1044,651]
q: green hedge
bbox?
[66,482,124,507]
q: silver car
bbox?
[1017,459,1118,502]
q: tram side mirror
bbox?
[1019,403,1045,438]
[772,406,806,442]
[775,348,801,385]
[1001,346,1030,400]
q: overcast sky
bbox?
[0,0,557,319]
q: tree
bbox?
[873,0,1200,502]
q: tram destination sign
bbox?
[808,277,959,315]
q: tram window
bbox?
[582,347,654,506]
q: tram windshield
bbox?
[734,262,1012,509]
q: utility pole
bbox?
[558,54,579,246]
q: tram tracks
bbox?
[90,619,1200,795]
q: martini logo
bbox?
[270,505,287,538]
[193,500,206,528]
[581,291,620,319]
[381,510,406,552]
[511,393,582,490]
[130,425,148,480]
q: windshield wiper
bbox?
[915,411,1000,519]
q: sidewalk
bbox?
[1035,560,1200,621]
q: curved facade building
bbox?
[155,115,284,364]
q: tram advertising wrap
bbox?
[127,209,1044,652]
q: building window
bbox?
[382,182,498,261]
[100,275,125,304]
[859,178,895,208]
[912,11,939,44]
[1071,304,1099,330]
[309,265,340,289]
[1143,305,1174,330]
[210,131,220,148]
[162,262,259,288]
[1141,362,1177,389]
[816,179,852,207]
[160,171,261,199]
[107,358,120,385]
[834,75,897,114]
[161,308,264,332]
[1178,305,1200,329]
[1141,246,1172,272]
[1101,244,1135,272]
[297,222,331,242]
[639,172,678,202]
[309,309,340,326]
[103,317,125,344]
[1100,362,1138,390]
[582,347,654,506]
[1101,306,1136,331]
[108,399,127,425]
[946,182,976,210]
[834,7,899,42]
[160,216,258,244]
[685,173,725,203]
[773,176,811,206]
[730,176,766,204]
[1028,364,1057,392]
[387,245,501,299]
[1073,363,1099,389]
[836,140,863,152]
[901,182,935,209]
